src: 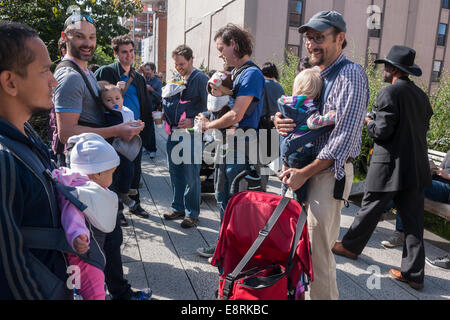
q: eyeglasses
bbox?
[64,14,95,30]
[303,31,334,45]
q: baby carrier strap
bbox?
[319,59,352,113]
[56,60,102,106]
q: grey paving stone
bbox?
[126,129,450,301]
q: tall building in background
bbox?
[124,0,168,80]
[166,0,449,91]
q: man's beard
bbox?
[309,49,325,66]
[69,42,95,61]
[383,73,393,83]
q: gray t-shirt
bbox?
[53,64,104,126]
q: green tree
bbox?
[0,0,143,63]
[0,0,143,143]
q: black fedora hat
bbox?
[374,45,422,77]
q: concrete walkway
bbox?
[118,127,450,300]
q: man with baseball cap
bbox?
[332,45,433,291]
[275,11,369,299]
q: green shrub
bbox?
[427,72,450,153]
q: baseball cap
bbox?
[298,11,346,33]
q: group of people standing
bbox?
[0,8,446,301]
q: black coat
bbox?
[365,78,433,192]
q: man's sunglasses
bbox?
[64,14,95,30]
[303,31,334,45]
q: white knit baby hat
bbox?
[68,133,120,175]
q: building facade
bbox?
[166,0,449,90]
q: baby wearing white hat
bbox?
[52,132,120,300]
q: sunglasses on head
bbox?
[64,14,95,30]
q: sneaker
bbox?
[197,246,216,258]
[129,203,149,218]
[129,288,153,300]
[426,254,450,269]
[180,217,198,228]
[149,152,156,158]
[163,210,185,220]
[381,230,404,248]
[118,193,136,208]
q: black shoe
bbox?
[180,217,199,228]
[129,203,149,218]
[120,216,129,227]
[118,212,129,227]
[163,210,185,220]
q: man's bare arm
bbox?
[56,112,144,144]
[205,95,254,130]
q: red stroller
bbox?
[211,190,313,300]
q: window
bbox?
[432,60,442,82]
[289,0,303,28]
[443,0,449,9]
[287,44,300,56]
[437,23,447,46]
[368,28,381,38]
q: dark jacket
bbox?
[94,62,152,145]
[0,117,70,300]
[365,78,433,192]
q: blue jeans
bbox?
[143,120,157,153]
[394,179,449,232]
[215,151,248,221]
[166,133,202,219]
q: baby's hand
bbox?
[73,234,89,254]
[117,81,126,90]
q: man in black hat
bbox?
[332,45,433,290]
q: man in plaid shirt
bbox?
[275,11,369,299]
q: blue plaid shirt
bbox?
[313,54,369,180]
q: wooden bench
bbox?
[350,149,449,221]
[425,149,450,221]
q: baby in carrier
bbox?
[99,81,142,208]
[278,68,336,202]
[194,71,237,148]
[53,133,120,300]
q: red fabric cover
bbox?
[211,191,314,290]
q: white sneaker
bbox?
[381,230,404,248]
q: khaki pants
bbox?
[305,162,353,300]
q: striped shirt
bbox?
[313,54,369,180]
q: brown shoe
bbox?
[389,268,424,290]
[180,217,199,229]
[163,210,185,220]
[332,241,358,260]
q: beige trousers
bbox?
[305,162,353,300]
